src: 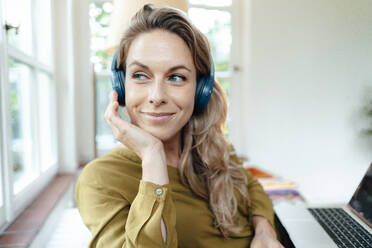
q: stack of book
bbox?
[247,167,305,203]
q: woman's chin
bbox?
[150,133,174,143]
[146,128,179,143]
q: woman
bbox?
[75,4,283,248]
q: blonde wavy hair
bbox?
[118,4,250,237]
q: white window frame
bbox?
[0,0,59,232]
[0,0,9,226]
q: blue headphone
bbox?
[111,49,215,114]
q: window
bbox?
[188,0,235,137]
[89,1,116,156]
[8,59,36,193]
[90,2,113,73]
[90,1,129,156]
[0,0,57,228]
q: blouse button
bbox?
[156,188,163,195]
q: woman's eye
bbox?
[169,74,186,82]
[132,73,148,81]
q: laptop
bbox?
[274,163,372,248]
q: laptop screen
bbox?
[349,164,372,227]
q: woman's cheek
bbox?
[126,106,138,125]
[125,86,143,125]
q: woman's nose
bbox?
[148,79,168,105]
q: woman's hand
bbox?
[250,216,284,248]
[104,90,169,185]
[250,233,284,248]
[104,90,162,159]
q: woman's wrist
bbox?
[142,165,169,185]
[252,215,277,238]
[141,143,169,185]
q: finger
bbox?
[110,90,118,102]
[112,93,120,113]
[111,100,119,113]
[104,101,114,122]
[104,105,122,138]
[105,92,117,120]
[105,99,129,132]
[110,109,129,129]
[105,108,121,133]
[105,96,117,117]
[121,106,130,118]
[106,94,120,118]
[110,122,121,140]
[105,92,137,147]
[110,113,138,147]
[104,98,120,128]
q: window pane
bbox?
[90,2,113,72]
[189,8,231,72]
[8,59,36,193]
[189,0,232,7]
[219,79,230,98]
[95,77,127,149]
[38,73,56,171]
[95,77,114,144]
[5,0,33,54]
[35,0,52,64]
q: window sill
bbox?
[0,174,73,247]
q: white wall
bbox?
[240,0,372,204]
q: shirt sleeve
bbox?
[75,175,177,248]
[245,171,275,228]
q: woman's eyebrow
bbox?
[168,65,191,73]
[128,61,149,70]
[128,60,191,73]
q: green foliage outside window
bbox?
[90,2,113,72]
[8,59,21,140]
[206,19,230,72]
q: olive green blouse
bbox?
[75,147,274,248]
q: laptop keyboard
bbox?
[308,208,372,248]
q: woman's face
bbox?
[125,29,197,142]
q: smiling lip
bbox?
[141,112,175,124]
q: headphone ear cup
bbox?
[194,59,215,114]
[111,50,126,106]
[116,70,126,106]
[194,76,214,114]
